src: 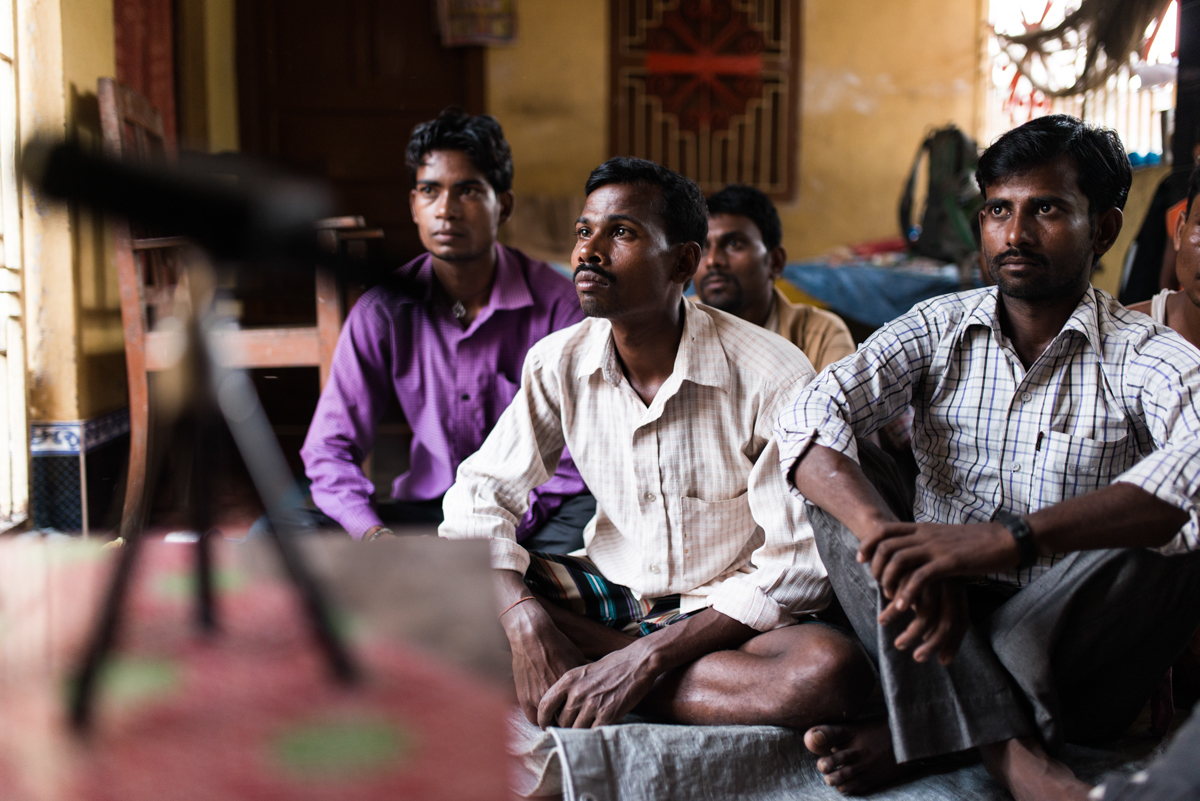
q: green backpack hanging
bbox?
[899,125,984,264]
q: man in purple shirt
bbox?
[300,108,592,547]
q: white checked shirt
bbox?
[440,300,831,631]
[776,286,1200,587]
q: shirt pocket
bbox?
[680,491,759,574]
[1031,431,1135,510]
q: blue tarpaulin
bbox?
[782,259,966,328]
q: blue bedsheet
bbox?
[782,259,967,328]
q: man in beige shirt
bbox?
[440,157,873,731]
[696,184,855,371]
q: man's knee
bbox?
[771,624,876,723]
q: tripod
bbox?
[67,256,357,729]
[23,137,436,729]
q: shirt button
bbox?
[1011,463,1021,472]
[644,492,656,502]
[460,393,469,401]
[648,564,661,574]
[1020,392,1033,403]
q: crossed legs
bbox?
[536,595,876,730]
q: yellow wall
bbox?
[63,0,125,420]
[204,0,239,152]
[20,0,239,424]
[177,0,240,153]
[18,0,74,423]
[488,0,985,260]
[18,0,123,423]
[485,0,607,198]
[784,0,983,258]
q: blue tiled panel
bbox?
[31,409,130,534]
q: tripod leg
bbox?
[196,529,216,631]
[211,364,357,683]
[267,525,357,682]
[69,529,145,729]
[189,413,218,633]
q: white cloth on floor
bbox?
[507,710,1169,801]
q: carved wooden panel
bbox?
[610,0,801,199]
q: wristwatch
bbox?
[994,510,1038,569]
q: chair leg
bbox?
[120,372,150,539]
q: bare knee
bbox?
[770,626,875,728]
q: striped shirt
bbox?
[776,286,1200,586]
[440,300,831,631]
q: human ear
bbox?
[1175,205,1189,252]
[1092,206,1123,258]
[672,241,702,286]
[767,245,787,280]
[410,189,419,224]
[497,190,515,226]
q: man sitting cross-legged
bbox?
[695,183,855,371]
[776,114,1200,799]
[440,157,875,731]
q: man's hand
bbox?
[537,640,659,729]
[880,578,969,665]
[857,520,1017,610]
[502,600,587,725]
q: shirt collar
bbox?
[575,300,733,393]
[962,285,1103,355]
[763,287,783,333]
[487,245,535,313]
[400,245,534,311]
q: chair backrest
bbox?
[99,78,185,343]
[98,78,173,162]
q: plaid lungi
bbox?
[524,551,698,636]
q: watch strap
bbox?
[995,510,1038,570]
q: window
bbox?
[985,0,1178,160]
[0,0,27,531]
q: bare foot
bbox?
[980,738,1091,801]
[804,718,907,795]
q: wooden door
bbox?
[237,0,485,263]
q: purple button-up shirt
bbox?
[301,245,586,539]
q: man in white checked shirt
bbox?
[440,157,876,732]
[779,114,1200,800]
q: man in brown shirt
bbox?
[695,184,855,371]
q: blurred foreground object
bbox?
[0,537,510,801]
[22,104,412,732]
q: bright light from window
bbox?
[1146,0,1178,64]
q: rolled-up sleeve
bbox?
[439,344,567,574]
[1115,334,1200,553]
[775,305,937,493]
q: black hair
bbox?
[705,184,782,250]
[1186,166,1200,220]
[405,107,513,194]
[975,114,1132,216]
[584,157,708,247]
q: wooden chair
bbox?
[99,78,381,535]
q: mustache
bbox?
[990,248,1050,268]
[574,264,617,283]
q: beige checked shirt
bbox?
[440,300,832,631]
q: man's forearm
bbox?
[630,608,758,675]
[790,443,901,541]
[1027,482,1189,554]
